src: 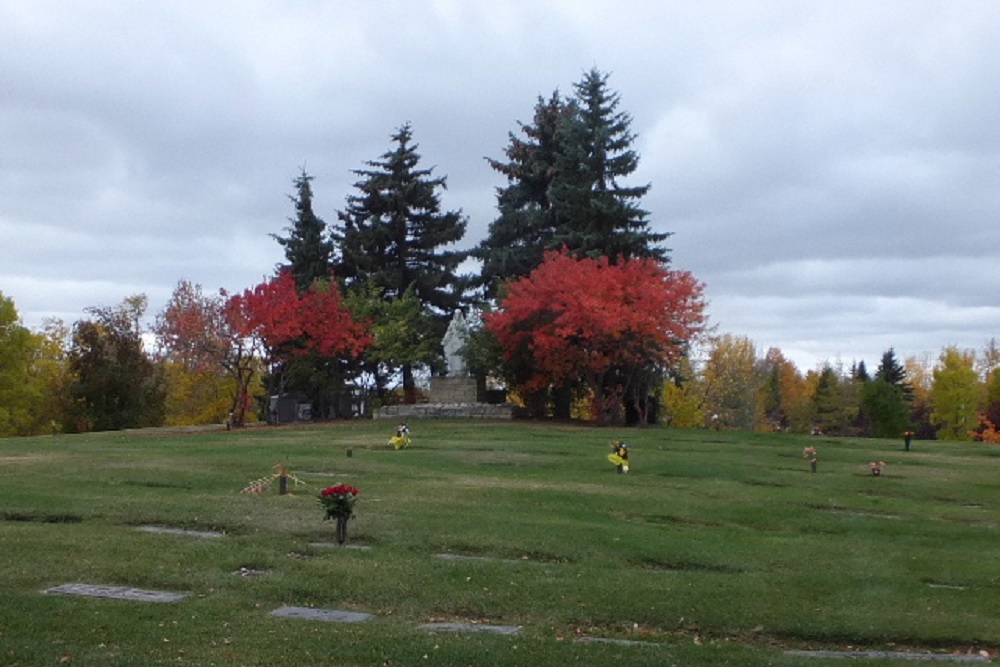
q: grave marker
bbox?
[271,606,374,623]
[44,583,187,603]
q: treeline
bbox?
[666,334,1000,442]
[1,68,995,439]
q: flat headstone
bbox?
[136,525,224,538]
[298,472,351,477]
[44,583,187,603]
[309,542,371,550]
[434,553,522,565]
[575,636,655,647]
[785,650,990,663]
[271,606,374,623]
[419,622,521,636]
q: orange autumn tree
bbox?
[155,280,248,426]
[485,249,706,424]
[228,271,371,407]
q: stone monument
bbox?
[374,310,512,419]
[431,311,477,404]
[441,310,469,376]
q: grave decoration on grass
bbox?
[319,484,360,544]
[607,440,630,473]
[389,422,412,450]
[241,463,306,496]
[803,446,818,472]
[903,430,915,450]
[869,460,887,476]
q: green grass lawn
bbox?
[1,420,997,666]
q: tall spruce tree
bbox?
[875,348,913,401]
[476,69,669,298]
[335,123,467,402]
[475,92,572,297]
[272,170,334,292]
[549,68,669,261]
[269,170,346,416]
[861,348,913,437]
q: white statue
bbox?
[442,310,469,376]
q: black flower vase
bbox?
[336,515,348,545]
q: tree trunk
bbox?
[402,364,416,404]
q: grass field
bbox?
[1,420,997,666]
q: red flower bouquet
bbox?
[319,484,360,521]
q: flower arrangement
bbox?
[389,422,412,450]
[319,484,360,521]
[608,439,630,473]
[803,446,818,472]
[869,461,886,476]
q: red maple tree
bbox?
[227,271,371,396]
[485,249,706,423]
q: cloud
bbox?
[2,0,999,373]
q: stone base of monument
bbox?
[430,376,477,403]
[375,377,513,420]
[376,402,513,420]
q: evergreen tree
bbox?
[272,170,334,292]
[475,92,571,296]
[549,68,669,262]
[850,360,873,437]
[270,170,347,414]
[335,123,468,402]
[875,348,913,401]
[476,69,669,296]
[861,378,910,438]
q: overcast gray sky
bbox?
[2,0,998,372]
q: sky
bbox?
[2,0,999,373]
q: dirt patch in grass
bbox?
[0,511,83,524]
[636,556,743,574]
[742,478,790,488]
[621,512,724,529]
[121,480,194,490]
[745,629,997,661]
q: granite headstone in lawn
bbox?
[44,583,187,603]
[575,636,655,647]
[136,525,224,538]
[785,650,991,663]
[434,553,522,565]
[419,622,521,635]
[270,606,374,623]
